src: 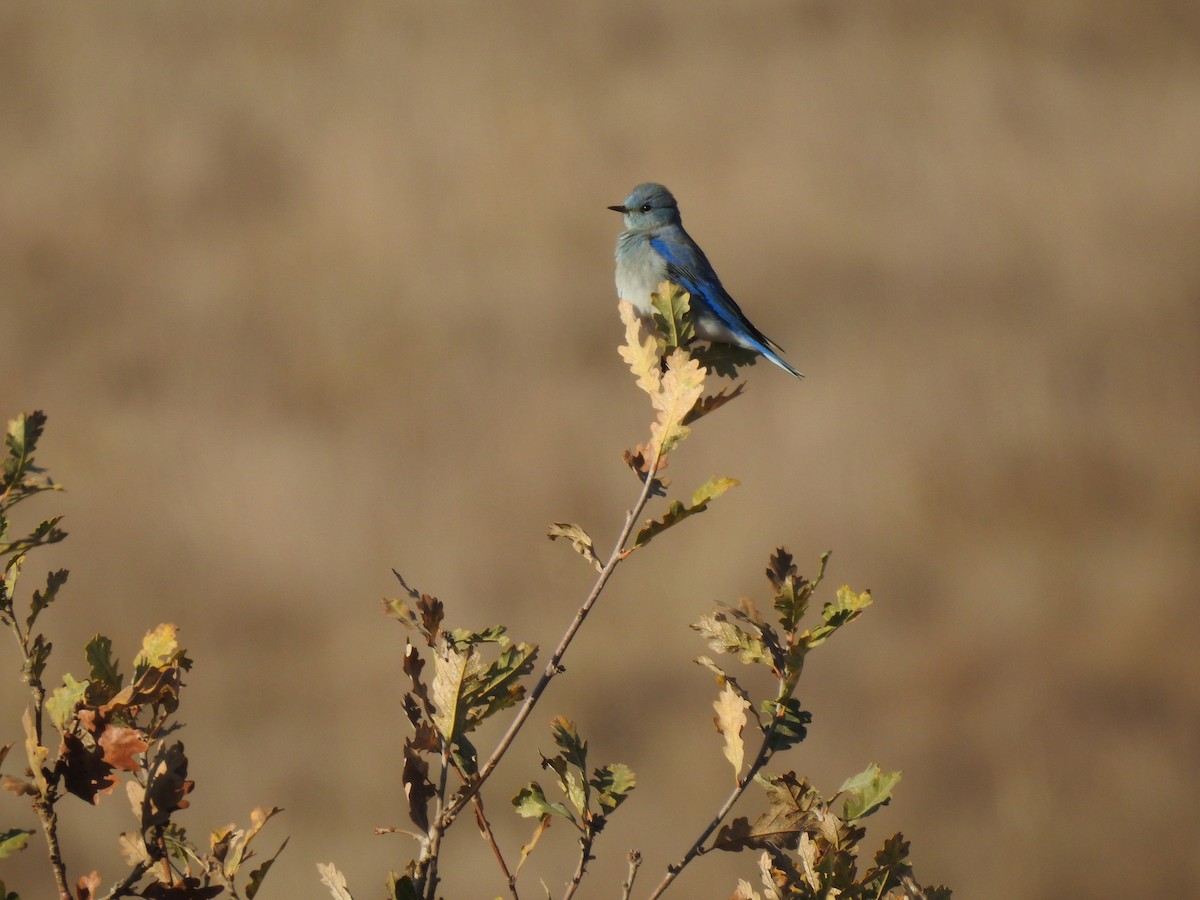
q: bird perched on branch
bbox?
[609,182,802,378]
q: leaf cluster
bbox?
[0,413,285,900]
[512,717,636,880]
[722,770,950,900]
[609,288,749,555]
[1,413,67,689]
[679,550,945,897]
[641,281,761,380]
[695,550,872,712]
[383,579,538,893]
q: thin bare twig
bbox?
[471,792,519,899]
[646,680,788,900]
[32,795,71,900]
[621,850,643,900]
[561,827,596,900]
[10,578,69,900]
[98,861,152,900]
[440,443,666,826]
[418,746,453,900]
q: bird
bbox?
[608,182,802,378]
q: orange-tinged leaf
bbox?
[61,733,119,803]
[76,870,102,900]
[99,725,149,773]
[1,775,35,796]
[249,805,284,834]
[102,661,183,717]
[516,814,552,876]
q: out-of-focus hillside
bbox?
[2,3,1198,897]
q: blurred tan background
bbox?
[3,2,1199,897]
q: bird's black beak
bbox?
[607,204,627,213]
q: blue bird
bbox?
[609,183,802,378]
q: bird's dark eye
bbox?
[640,203,652,213]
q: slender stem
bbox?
[645,708,782,900]
[157,832,172,885]
[441,445,665,825]
[32,795,71,900]
[471,792,519,899]
[561,828,596,900]
[621,851,643,900]
[438,751,520,899]
[419,748,453,900]
[15,593,67,899]
[98,861,151,900]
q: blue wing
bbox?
[648,230,799,373]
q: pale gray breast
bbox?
[614,232,667,317]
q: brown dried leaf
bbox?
[622,445,668,495]
[76,870,102,900]
[682,382,747,426]
[141,877,223,899]
[61,733,119,804]
[516,814,553,876]
[1,775,35,796]
[101,662,182,717]
[410,721,439,754]
[765,548,797,591]
[547,523,603,572]
[402,742,435,832]
[99,725,149,773]
[142,742,193,829]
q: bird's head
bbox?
[608,183,681,230]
